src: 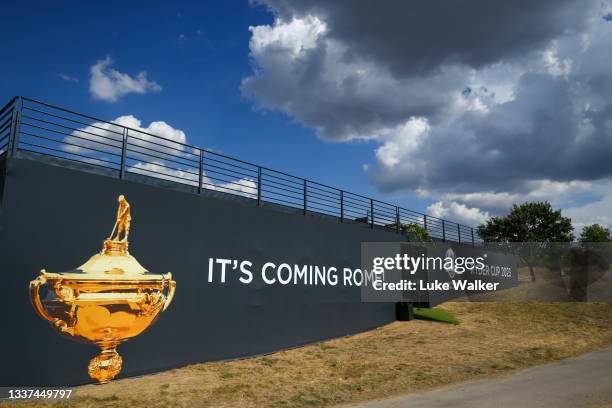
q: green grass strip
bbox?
[414,307,459,325]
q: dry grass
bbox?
[4,302,612,408]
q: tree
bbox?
[477,201,574,281]
[579,224,612,243]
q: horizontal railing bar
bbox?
[373,200,397,210]
[400,217,423,225]
[339,190,374,203]
[373,208,397,220]
[126,145,199,169]
[306,192,341,207]
[202,175,256,192]
[342,195,371,208]
[342,201,370,214]
[0,108,13,126]
[399,212,426,220]
[261,188,304,208]
[343,191,372,203]
[342,196,371,209]
[202,155,258,175]
[204,167,253,181]
[201,171,257,190]
[261,181,303,198]
[11,96,480,240]
[342,208,370,219]
[0,96,17,117]
[201,180,257,197]
[18,147,119,171]
[261,169,304,186]
[260,194,303,208]
[261,192,302,205]
[23,97,141,134]
[21,114,123,145]
[260,166,304,182]
[202,176,257,194]
[127,166,198,186]
[125,155,200,178]
[126,132,199,158]
[0,122,11,137]
[373,208,397,221]
[261,186,304,202]
[261,176,303,194]
[306,186,340,202]
[22,106,125,136]
[306,181,340,194]
[203,161,258,180]
[20,131,121,159]
[21,122,122,151]
[306,202,339,215]
[18,143,120,168]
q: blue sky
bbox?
[0,1,414,214]
[2,0,612,229]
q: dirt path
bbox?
[344,346,612,408]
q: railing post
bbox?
[340,190,344,222]
[257,167,262,206]
[8,106,21,157]
[198,149,204,194]
[303,179,307,215]
[119,127,128,179]
[471,228,475,246]
[370,199,374,229]
[457,224,461,244]
[395,207,400,233]
[442,220,446,242]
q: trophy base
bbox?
[103,239,129,255]
[88,348,123,384]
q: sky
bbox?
[2,0,612,231]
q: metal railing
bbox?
[0,96,483,244]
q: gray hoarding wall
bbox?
[0,157,405,386]
[0,156,517,386]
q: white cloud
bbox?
[427,201,490,226]
[374,118,430,168]
[63,116,256,198]
[59,74,79,83]
[64,114,186,156]
[129,161,257,198]
[542,43,572,77]
[249,15,327,57]
[89,56,161,102]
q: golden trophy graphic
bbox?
[29,195,176,383]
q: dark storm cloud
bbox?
[257,0,591,77]
[367,73,612,194]
[243,0,612,225]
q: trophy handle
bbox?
[29,272,72,334]
[162,273,176,312]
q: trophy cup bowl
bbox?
[29,197,176,383]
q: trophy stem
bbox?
[88,344,123,384]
